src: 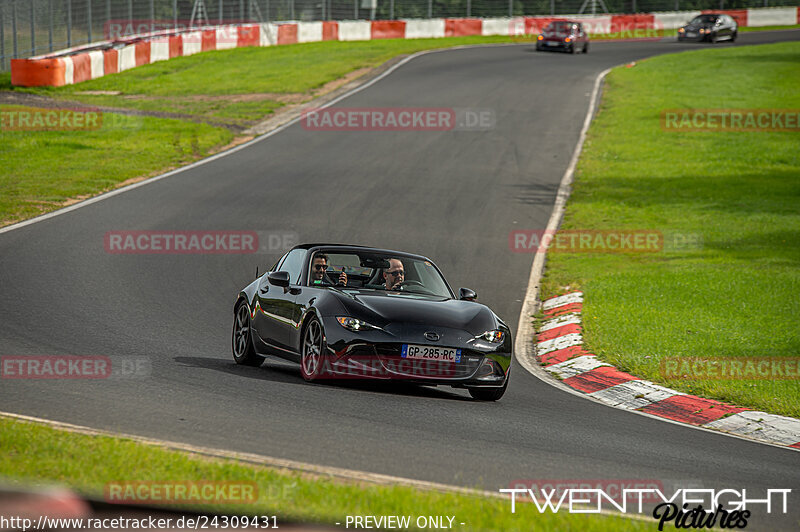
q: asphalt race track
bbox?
[1,30,799,529]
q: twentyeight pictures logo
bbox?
[499,486,792,530]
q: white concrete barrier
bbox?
[404,19,446,38]
[182,31,202,55]
[118,45,137,72]
[216,26,238,50]
[747,7,797,26]
[89,51,104,79]
[338,21,372,41]
[297,21,323,42]
[150,39,170,63]
[259,23,279,46]
[481,18,512,36]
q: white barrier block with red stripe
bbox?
[542,292,583,310]
[546,355,610,379]
[183,31,203,55]
[151,38,170,63]
[653,11,702,30]
[89,50,104,79]
[216,26,238,50]
[746,6,797,26]
[118,45,137,72]
[404,18,445,38]
[259,23,279,46]
[590,379,682,409]
[297,21,323,42]
[62,56,74,85]
[338,21,372,41]
[540,314,581,333]
[481,18,512,36]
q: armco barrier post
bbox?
[29,1,34,56]
[12,0,17,60]
[67,0,72,48]
[51,0,56,51]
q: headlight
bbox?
[699,28,706,33]
[678,28,685,33]
[537,35,543,40]
[336,317,381,332]
[478,330,505,343]
[565,37,572,42]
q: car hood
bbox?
[335,290,497,334]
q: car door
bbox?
[254,248,305,353]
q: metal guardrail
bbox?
[1,0,797,70]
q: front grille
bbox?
[374,344,482,380]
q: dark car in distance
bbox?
[678,14,737,43]
[536,20,589,54]
[231,244,512,401]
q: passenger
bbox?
[311,253,347,286]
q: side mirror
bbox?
[459,287,477,301]
[268,271,290,288]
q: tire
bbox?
[232,303,264,367]
[468,378,509,401]
[568,44,575,54]
[730,31,737,42]
[300,316,328,382]
[583,43,589,54]
[710,32,718,44]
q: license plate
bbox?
[686,32,697,37]
[402,344,461,363]
[546,41,559,46]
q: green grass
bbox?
[540,41,800,418]
[0,417,652,531]
[0,104,233,225]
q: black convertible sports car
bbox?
[231,244,512,400]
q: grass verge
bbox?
[0,417,652,531]
[540,41,800,418]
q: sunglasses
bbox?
[387,270,404,277]
[313,264,327,270]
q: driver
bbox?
[383,258,405,291]
[311,253,347,286]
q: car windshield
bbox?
[690,15,718,24]
[307,250,453,298]
[545,21,572,32]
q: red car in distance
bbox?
[536,20,590,54]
